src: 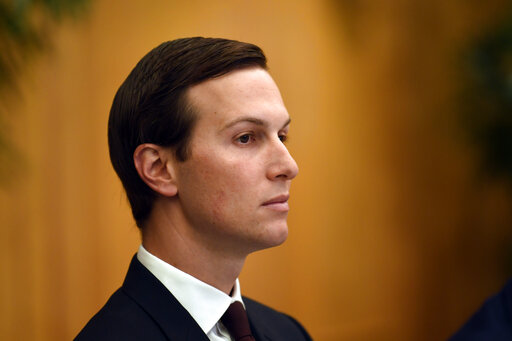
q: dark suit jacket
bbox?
[449,279,512,341]
[75,256,312,340]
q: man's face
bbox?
[172,67,298,256]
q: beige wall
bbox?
[1,1,512,340]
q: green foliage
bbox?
[0,0,90,92]
[461,9,512,181]
[0,0,90,186]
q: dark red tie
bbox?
[221,301,255,341]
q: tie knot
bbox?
[221,301,255,341]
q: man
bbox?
[75,37,311,340]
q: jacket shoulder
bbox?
[74,288,166,341]
[449,279,512,341]
[243,296,312,340]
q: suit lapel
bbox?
[246,304,273,341]
[121,255,210,341]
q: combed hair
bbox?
[108,37,267,228]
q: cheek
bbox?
[211,190,227,221]
[208,167,248,206]
[200,153,255,186]
[187,156,234,203]
[182,151,262,213]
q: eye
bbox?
[279,134,288,143]
[236,133,254,144]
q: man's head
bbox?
[108,37,268,227]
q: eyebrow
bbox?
[222,116,291,130]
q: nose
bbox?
[266,138,299,181]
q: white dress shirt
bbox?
[137,245,243,341]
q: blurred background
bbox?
[1,0,512,340]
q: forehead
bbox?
[185,67,288,128]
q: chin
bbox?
[274,225,289,245]
[260,222,289,249]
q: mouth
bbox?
[262,194,290,212]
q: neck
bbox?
[141,198,247,295]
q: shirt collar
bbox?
[137,245,244,335]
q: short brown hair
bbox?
[108,37,267,228]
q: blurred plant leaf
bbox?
[460,8,512,182]
[0,0,90,186]
[0,0,90,93]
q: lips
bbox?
[262,194,290,212]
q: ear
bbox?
[133,144,178,197]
